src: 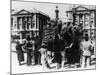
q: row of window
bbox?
[11,17,36,30]
[74,13,95,28]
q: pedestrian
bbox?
[47,51,53,64]
[90,38,95,55]
[39,44,48,70]
[31,40,35,65]
[81,36,92,68]
[54,52,62,69]
[34,37,42,65]
[25,35,33,66]
[16,40,25,65]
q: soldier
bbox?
[81,36,92,68]
[16,40,25,65]
[39,44,48,70]
[25,35,33,66]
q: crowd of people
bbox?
[12,20,96,70]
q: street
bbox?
[11,52,96,74]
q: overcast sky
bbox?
[12,1,95,21]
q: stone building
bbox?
[11,9,50,41]
[66,6,96,39]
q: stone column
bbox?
[25,17,27,30]
[34,15,36,30]
[15,17,18,30]
[37,16,39,29]
[89,12,91,39]
[83,13,85,30]
[17,17,19,30]
[20,17,22,30]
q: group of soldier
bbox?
[16,35,35,66]
[14,21,95,70]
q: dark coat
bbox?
[25,41,33,65]
[47,35,65,64]
[16,44,24,62]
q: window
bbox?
[32,23,35,28]
[85,14,89,21]
[14,24,16,29]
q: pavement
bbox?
[11,52,96,74]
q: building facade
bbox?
[66,6,96,40]
[11,9,50,41]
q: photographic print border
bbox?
[10,0,96,75]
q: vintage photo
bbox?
[11,0,96,74]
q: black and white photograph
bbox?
[11,0,96,74]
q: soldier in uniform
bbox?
[39,43,48,69]
[25,35,33,66]
[81,36,92,68]
[16,40,25,65]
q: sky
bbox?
[12,0,95,22]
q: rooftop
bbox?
[11,8,50,18]
[66,5,96,12]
